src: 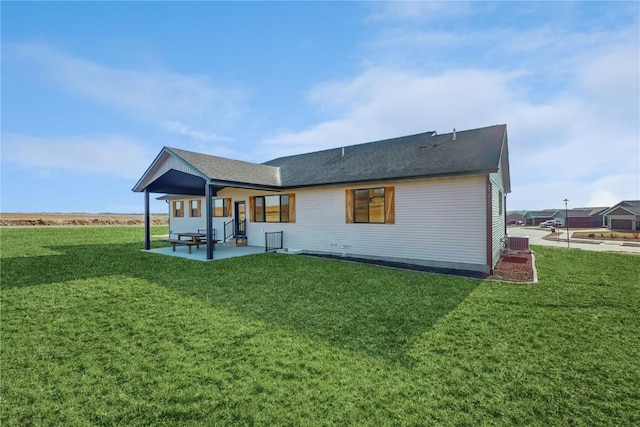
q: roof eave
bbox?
[131,147,169,192]
[208,179,283,191]
[500,126,511,194]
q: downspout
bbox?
[166,200,170,237]
[144,189,151,250]
[504,194,507,235]
[205,183,214,260]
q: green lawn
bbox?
[1,227,639,426]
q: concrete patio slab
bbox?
[144,244,266,261]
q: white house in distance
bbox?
[133,124,511,274]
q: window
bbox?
[173,200,184,218]
[346,187,395,224]
[189,199,201,217]
[355,188,385,223]
[254,197,264,221]
[212,198,231,217]
[250,194,295,223]
[498,191,503,215]
[265,195,280,222]
[280,195,290,223]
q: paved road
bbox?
[507,226,640,254]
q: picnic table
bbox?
[165,232,217,254]
[177,232,207,243]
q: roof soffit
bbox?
[133,148,208,192]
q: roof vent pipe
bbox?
[452,128,456,140]
[341,147,345,157]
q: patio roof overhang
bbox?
[145,169,208,196]
[134,146,283,260]
[138,168,217,259]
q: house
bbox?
[552,207,609,228]
[586,207,609,227]
[506,212,525,225]
[524,210,556,226]
[133,124,511,274]
[602,201,640,231]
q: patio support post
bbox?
[205,183,214,260]
[144,189,151,250]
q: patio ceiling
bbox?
[144,169,208,196]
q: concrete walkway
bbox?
[507,227,640,254]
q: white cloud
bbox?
[585,174,640,207]
[164,121,233,143]
[262,61,638,209]
[507,172,639,211]
[1,133,156,179]
[577,43,640,123]
[366,1,474,23]
[6,43,246,140]
[262,7,639,209]
[264,67,514,157]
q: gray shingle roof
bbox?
[168,147,281,187]
[134,124,509,194]
[525,210,558,217]
[612,200,640,215]
[556,209,600,218]
[265,124,507,187]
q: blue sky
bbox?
[2,1,638,213]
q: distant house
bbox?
[524,210,556,226]
[133,124,511,274]
[506,212,525,224]
[552,207,609,228]
[602,201,640,231]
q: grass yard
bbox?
[1,227,639,426]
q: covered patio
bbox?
[132,146,283,260]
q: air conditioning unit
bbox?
[507,236,529,251]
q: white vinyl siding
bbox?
[168,202,204,236]
[166,175,490,271]
[252,176,486,269]
[167,197,231,238]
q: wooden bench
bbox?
[199,238,219,247]
[196,229,217,244]
[165,239,200,254]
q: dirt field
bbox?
[0,213,168,227]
